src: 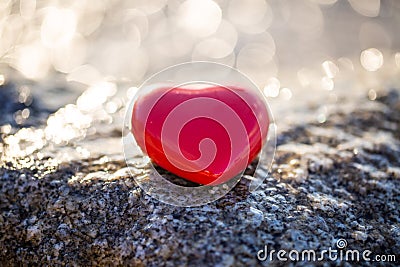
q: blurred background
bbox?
[0,0,400,158]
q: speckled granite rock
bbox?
[0,80,399,266]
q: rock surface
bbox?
[0,78,399,266]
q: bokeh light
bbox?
[348,0,380,17]
[263,77,280,98]
[360,48,383,71]
[228,0,272,33]
[41,7,77,48]
[177,0,222,38]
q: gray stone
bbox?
[0,79,399,266]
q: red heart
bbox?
[131,84,269,185]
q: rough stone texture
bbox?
[0,78,399,266]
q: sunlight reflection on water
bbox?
[0,0,400,161]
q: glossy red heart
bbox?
[131,84,269,185]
